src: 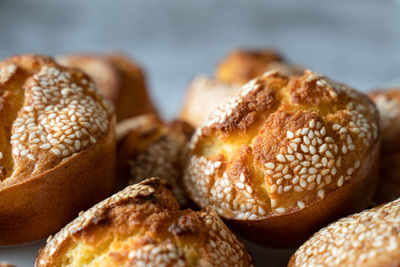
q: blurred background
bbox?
[0,0,399,120]
[0,0,399,265]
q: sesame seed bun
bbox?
[116,114,194,206]
[35,178,254,267]
[369,87,400,204]
[0,54,116,245]
[184,70,380,246]
[57,52,158,122]
[180,49,303,127]
[289,198,400,266]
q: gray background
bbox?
[0,0,399,266]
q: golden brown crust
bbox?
[116,115,194,205]
[0,54,115,244]
[180,49,303,128]
[36,178,254,267]
[369,87,400,204]
[215,48,303,85]
[0,263,15,267]
[57,52,158,122]
[184,70,380,246]
[106,53,158,121]
[56,54,121,103]
[289,198,400,267]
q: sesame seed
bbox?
[337,176,344,187]
[236,182,244,189]
[309,119,316,128]
[276,207,286,214]
[265,162,275,169]
[286,155,295,161]
[287,131,294,139]
[354,160,360,168]
[277,154,286,162]
[51,148,61,156]
[40,143,51,149]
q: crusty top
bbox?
[36,178,253,267]
[369,87,400,151]
[0,54,113,185]
[290,198,400,266]
[56,53,121,103]
[215,48,303,85]
[184,70,379,220]
[117,114,193,205]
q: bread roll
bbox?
[57,53,158,122]
[179,76,241,128]
[36,178,254,267]
[184,70,380,246]
[369,88,400,204]
[0,54,115,245]
[215,48,303,86]
[180,49,302,127]
[289,198,400,266]
[116,114,193,205]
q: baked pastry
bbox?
[0,54,115,245]
[184,69,380,246]
[215,48,303,86]
[116,114,193,205]
[0,263,15,267]
[179,76,241,127]
[57,52,158,122]
[36,178,254,267]
[289,198,400,266]
[180,49,302,127]
[369,88,400,204]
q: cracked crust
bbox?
[184,70,380,246]
[0,54,116,245]
[36,178,254,267]
[180,49,303,127]
[369,87,400,204]
[289,198,400,267]
[57,52,158,122]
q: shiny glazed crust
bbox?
[215,48,303,85]
[57,52,158,122]
[36,178,254,267]
[289,198,400,266]
[116,114,193,205]
[184,70,380,246]
[369,88,400,204]
[0,54,115,245]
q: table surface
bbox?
[0,0,399,266]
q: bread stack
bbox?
[0,49,399,267]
